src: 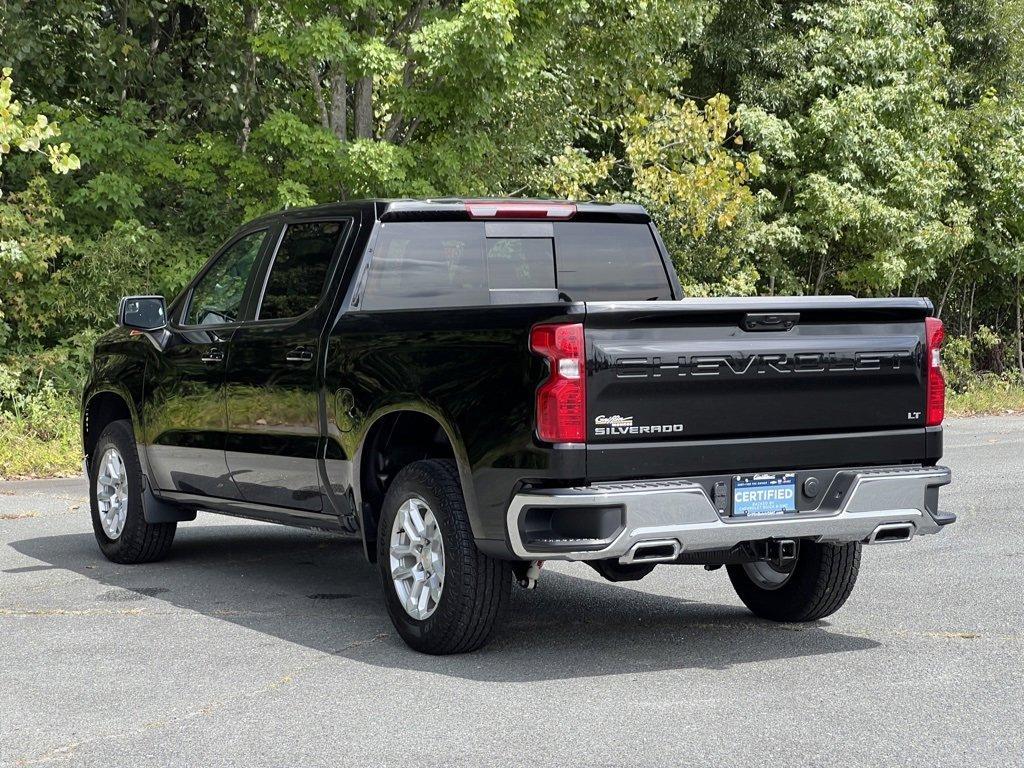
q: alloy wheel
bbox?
[96,447,129,540]
[389,497,445,620]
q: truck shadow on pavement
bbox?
[10,521,880,681]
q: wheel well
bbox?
[359,411,455,558]
[83,392,132,463]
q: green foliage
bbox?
[943,325,1004,391]
[533,93,765,295]
[2,0,1024,475]
[0,68,80,185]
[724,0,970,296]
[0,180,70,344]
[947,378,1024,417]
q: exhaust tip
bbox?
[866,523,914,544]
[621,540,680,564]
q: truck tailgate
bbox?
[585,296,932,450]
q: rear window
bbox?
[360,220,671,310]
[553,222,672,301]
[486,237,555,289]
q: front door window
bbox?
[185,230,267,326]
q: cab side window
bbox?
[257,221,348,321]
[184,230,267,326]
[361,222,488,310]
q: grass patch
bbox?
[0,393,81,480]
[947,376,1024,417]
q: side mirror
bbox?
[118,295,167,331]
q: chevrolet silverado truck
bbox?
[82,198,954,654]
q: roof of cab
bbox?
[246,198,650,226]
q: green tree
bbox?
[0,69,80,345]
[533,93,765,295]
[722,0,971,296]
[4,0,1024,413]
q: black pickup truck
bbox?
[83,198,953,654]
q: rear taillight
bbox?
[530,323,586,443]
[925,316,945,426]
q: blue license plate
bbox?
[732,473,797,517]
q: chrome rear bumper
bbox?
[506,465,952,562]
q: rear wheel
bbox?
[89,419,176,563]
[727,540,861,622]
[377,459,512,654]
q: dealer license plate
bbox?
[732,472,797,517]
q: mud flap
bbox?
[142,475,197,523]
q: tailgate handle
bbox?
[743,312,799,332]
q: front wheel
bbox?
[377,459,512,654]
[727,540,861,622]
[89,419,176,564]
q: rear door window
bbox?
[485,238,555,289]
[257,221,348,320]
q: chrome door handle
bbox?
[201,348,225,364]
[285,346,314,362]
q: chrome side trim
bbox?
[506,466,952,561]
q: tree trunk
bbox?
[384,58,416,143]
[309,62,330,130]
[813,257,827,295]
[148,11,161,57]
[240,3,259,151]
[177,3,206,84]
[1017,271,1023,378]
[353,6,377,140]
[354,76,373,139]
[119,0,129,103]
[936,253,964,319]
[968,282,976,338]
[330,71,347,141]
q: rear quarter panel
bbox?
[324,304,585,543]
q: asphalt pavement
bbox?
[1,417,1022,767]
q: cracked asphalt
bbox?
[1,417,1022,767]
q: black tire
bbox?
[727,541,861,622]
[377,459,512,654]
[89,419,176,564]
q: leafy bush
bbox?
[0,366,80,479]
[944,326,1020,391]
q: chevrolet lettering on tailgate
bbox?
[613,350,914,378]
